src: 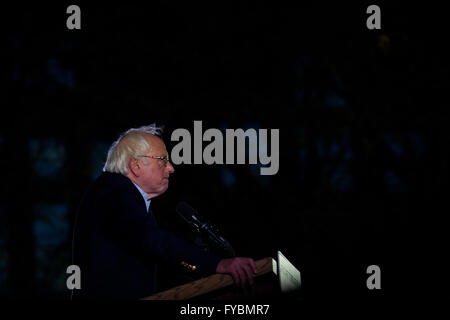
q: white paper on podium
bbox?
[277,251,301,293]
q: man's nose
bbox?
[167,161,175,174]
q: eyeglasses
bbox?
[137,155,170,167]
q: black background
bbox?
[3,2,449,302]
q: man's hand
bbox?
[216,257,258,287]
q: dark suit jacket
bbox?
[71,172,221,300]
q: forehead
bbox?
[145,134,168,155]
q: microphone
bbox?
[176,201,236,257]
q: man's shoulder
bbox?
[96,171,130,187]
[91,171,130,189]
[87,172,138,200]
[77,172,144,216]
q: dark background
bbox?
[2,2,448,301]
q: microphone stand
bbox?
[179,213,236,258]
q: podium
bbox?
[142,251,301,300]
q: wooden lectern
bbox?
[142,252,300,300]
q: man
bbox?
[71,124,257,299]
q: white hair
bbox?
[103,124,164,175]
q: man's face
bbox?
[136,134,175,199]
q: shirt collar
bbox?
[131,181,151,212]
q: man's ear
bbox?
[128,158,141,177]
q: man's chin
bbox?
[160,184,169,193]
